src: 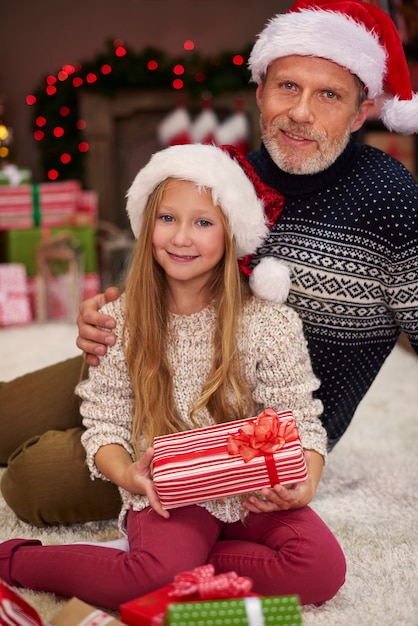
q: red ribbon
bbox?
[169,564,253,600]
[227,408,299,486]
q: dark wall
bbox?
[2,0,292,179]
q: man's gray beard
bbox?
[261,117,353,175]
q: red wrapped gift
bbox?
[0,580,43,625]
[0,181,97,230]
[153,408,307,509]
[120,564,255,626]
[0,263,32,327]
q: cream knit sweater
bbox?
[77,294,325,530]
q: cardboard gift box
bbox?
[50,597,126,626]
[0,180,97,230]
[0,262,32,326]
[167,596,303,626]
[153,408,307,509]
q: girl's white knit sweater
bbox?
[77,295,325,530]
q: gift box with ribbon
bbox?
[0,180,97,230]
[152,408,307,509]
[0,263,32,327]
[120,564,256,626]
[167,595,303,626]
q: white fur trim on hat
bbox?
[126,144,268,258]
[249,0,418,134]
[249,257,292,304]
[249,9,386,99]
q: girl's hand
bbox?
[121,448,170,519]
[241,450,323,514]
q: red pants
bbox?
[1,505,345,610]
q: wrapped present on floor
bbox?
[0,580,126,625]
[120,564,255,626]
[0,180,97,230]
[0,263,32,327]
[152,408,307,509]
[167,595,303,626]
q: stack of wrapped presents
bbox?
[0,171,100,326]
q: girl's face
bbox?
[152,179,226,294]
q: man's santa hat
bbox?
[248,0,418,134]
[126,143,290,303]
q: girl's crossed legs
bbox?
[0,504,345,610]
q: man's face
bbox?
[256,55,373,174]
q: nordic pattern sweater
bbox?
[247,138,418,449]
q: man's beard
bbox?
[261,116,353,175]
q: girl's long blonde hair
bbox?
[123,178,254,455]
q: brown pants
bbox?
[0,356,121,526]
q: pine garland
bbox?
[30,39,252,183]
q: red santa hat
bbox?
[248,0,418,134]
[126,143,291,303]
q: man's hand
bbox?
[76,286,120,366]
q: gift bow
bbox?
[169,564,253,600]
[227,407,299,463]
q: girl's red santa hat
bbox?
[126,143,291,303]
[248,0,418,135]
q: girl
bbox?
[0,144,345,610]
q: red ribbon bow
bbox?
[169,564,253,600]
[227,407,299,463]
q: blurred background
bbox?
[0,0,416,325]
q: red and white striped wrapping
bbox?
[153,408,307,509]
[0,181,97,230]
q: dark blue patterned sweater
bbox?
[247,137,418,450]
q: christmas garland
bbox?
[29,39,253,184]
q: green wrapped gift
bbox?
[167,595,303,625]
[0,226,98,276]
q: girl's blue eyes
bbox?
[158,215,212,227]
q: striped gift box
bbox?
[152,408,307,509]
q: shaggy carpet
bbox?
[0,322,417,625]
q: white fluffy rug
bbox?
[1,323,417,625]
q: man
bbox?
[1,0,417,527]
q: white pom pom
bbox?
[381,94,418,134]
[249,257,292,303]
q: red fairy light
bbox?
[101,64,112,74]
[115,46,126,57]
[46,86,57,96]
[46,75,57,85]
[60,153,71,164]
[73,77,83,87]
[184,40,195,51]
[173,64,184,76]
[58,71,68,81]
[173,78,183,90]
[36,116,46,127]
[86,73,97,84]
[62,64,75,75]
[147,60,158,71]
[48,169,59,180]
[195,72,206,83]
[76,120,87,130]
[78,141,89,152]
[53,127,64,138]
[26,95,37,106]
[34,130,44,141]
[59,106,70,117]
